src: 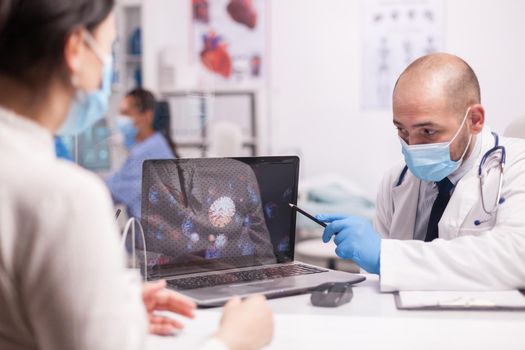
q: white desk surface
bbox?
[147,274,525,350]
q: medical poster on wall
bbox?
[191,0,267,87]
[362,0,444,110]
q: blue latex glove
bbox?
[316,214,382,274]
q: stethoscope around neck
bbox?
[396,132,506,227]
[474,132,506,225]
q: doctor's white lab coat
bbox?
[374,127,525,291]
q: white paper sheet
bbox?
[398,290,525,309]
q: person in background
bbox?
[0,1,273,349]
[106,87,178,219]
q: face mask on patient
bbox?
[57,31,113,137]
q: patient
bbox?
[0,1,273,349]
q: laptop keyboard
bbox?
[167,264,327,290]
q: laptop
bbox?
[140,156,365,307]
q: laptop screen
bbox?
[140,156,299,277]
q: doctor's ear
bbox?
[63,29,87,82]
[468,104,485,135]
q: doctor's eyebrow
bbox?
[412,121,439,128]
[393,120,439,128]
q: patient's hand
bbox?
[215,295,274,350]
[142,280,196,335]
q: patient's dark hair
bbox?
[0,0,114,87]
[126,87,180,158]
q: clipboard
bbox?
[394,290,525,311]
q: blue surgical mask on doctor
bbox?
[400,107,472,182]
[57,31,113,136]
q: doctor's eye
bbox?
[421,128,437,136]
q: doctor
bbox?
[318,53,525,291]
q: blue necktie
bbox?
[425,177,454,242]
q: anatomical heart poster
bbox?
[192,0,267,87]
[362,0,444,110]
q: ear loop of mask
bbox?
[70,30,111,90]
[70,31,98,90]
[446,107,471,147]
[451,107,473,164]
[457,133,472,163]
[121,217,148,281]
[83,30,112,65]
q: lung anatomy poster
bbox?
[192,0,266,87]
[362,0,444,110]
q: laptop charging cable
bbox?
[121,217,148,281]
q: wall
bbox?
[142,0,525,196]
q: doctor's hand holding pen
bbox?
[142,280,274,349]
[289,204,382,274]
[316,214,382,275]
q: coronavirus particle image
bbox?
[208,196,236,228]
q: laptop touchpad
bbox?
[219,279,297,293]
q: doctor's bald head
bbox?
[393,53,481,117]
[392,53,485,159]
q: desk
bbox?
[147,275,525,349]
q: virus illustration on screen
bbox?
[185,230,200,251]
[148,187,159,205]
[155,224,165,241]
[278,239,290,252]
[264,202,278,219]
[205,245,220,259]
[242,215,252,229]
[181,217,194,237]
[167,193,178,208]
[216,234,228,248]
[234,213,242,225]
[247,184,260,204]
[208,196,236,228]
[282,187,293,201]
[190,232,200,243]
[238,239,255,256]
